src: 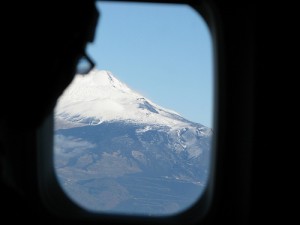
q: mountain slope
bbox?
[54,70,212,215]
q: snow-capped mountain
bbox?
[54,70,212,215]
[55,70,209,130]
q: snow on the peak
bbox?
[55,69,194,128]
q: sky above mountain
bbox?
[86,2,213,127]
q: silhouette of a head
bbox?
[1,2,99,128]
[0,1,99,194]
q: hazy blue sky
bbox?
[87,2,213,127]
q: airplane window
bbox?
[53,2,213,216]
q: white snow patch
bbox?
[55,69,194,127]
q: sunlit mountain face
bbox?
[54,70,212,215]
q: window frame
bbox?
[37,0,254,224]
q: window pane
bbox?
[54,2,213,216]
